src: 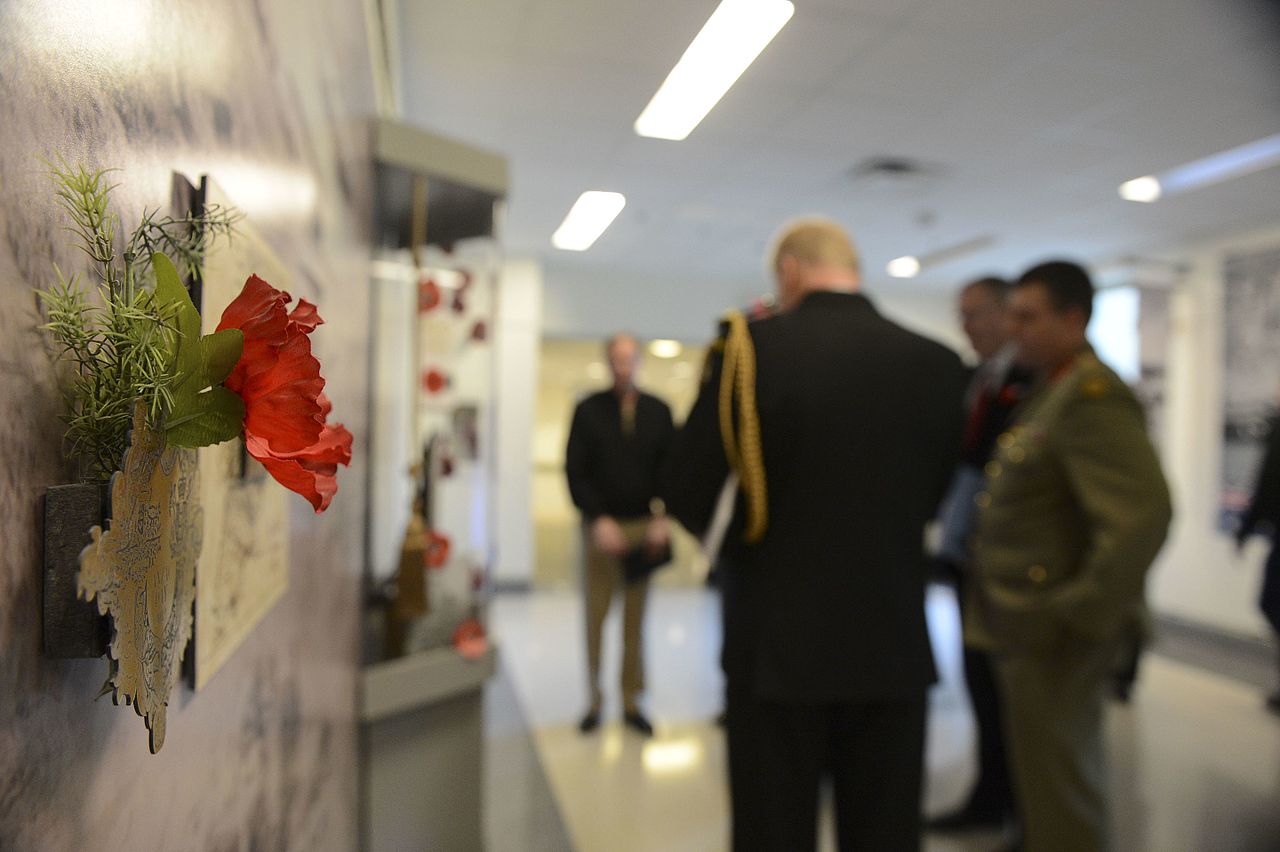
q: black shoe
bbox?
[623,710,654,737]
[1266,692,1280,716]
[578,710,600,733]
[925,807,1009,832]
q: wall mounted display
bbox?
[1136,288,1171,450]
[1220,245,1280,528]
[35,163,353,750]
[37,164,242,752]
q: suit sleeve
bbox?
[565,402,604,520]
[932,352,968,512]
[1048,388,1173,639]
[1240,416,1280,538]
[653,400,677,515]
[662,345,731,537]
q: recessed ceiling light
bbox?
[1120,133,1280,203]
[552,191,626,251]
[1119,176,1162,203]
[648,339,683,359]
[634,0,795,141]
[887,256,921,278]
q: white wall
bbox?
[1148,224,1280,639]
[543,259,971,355]
[868,285,970,356]
[541,261,759,342]
[368,273,417,582]
[493,259,543,584]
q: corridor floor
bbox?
[487,586,1280,852]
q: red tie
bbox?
[964,384,996,456]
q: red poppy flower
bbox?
[418,278,441,313]
[423,368,448,395]
[218,275,353,512]
[424,529,451,569]
[452,617,487,660]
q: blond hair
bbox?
[768,217,860,273]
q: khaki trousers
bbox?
[996,637,1118,852]
[583,518,651,713]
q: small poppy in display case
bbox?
[422,368,449,395]
[424,529,451,569]
[418,278,442,313]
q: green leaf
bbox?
[201,328,243,387]
[165,387,246,448]
[151,252,201,394]
[152,251,247,447]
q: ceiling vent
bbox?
[848,156,945,193]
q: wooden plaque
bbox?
[189,177,290,691]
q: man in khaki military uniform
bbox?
[970,261,1172,852]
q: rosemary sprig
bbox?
[35,160,240,481]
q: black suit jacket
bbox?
[1241,414,1280,538]
[665,291,966,702]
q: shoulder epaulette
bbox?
[1072,353,1123,400]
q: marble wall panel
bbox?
[0,1,377,849]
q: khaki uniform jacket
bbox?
[968,349,1172,654]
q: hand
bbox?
[644,516,671,555]
[591,516,627,556]
[1234,518,1252,554]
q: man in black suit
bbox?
[664,219,966,851]
[1236,406,1280,715]
[566,333,675,737]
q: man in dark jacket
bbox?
[664,218,966,851]
[1236,409,1280,714]
[929,277,1030,834]
[566,333,674,736]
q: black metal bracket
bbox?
[43,482,110,658]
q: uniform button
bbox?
[1008,447,1026,464]
[1028,565,1048,583]
[974,492,992,509]
[984,461,1002,478]
[997,432,1015,449]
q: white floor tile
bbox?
[490,586,1280,852]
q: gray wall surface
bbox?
[0,1,377,848]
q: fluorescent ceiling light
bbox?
[887,256,921,278]
[552,191,626,251]
[634,0,795,141]
[648,339,683,359]
[1120,133,1280,202]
